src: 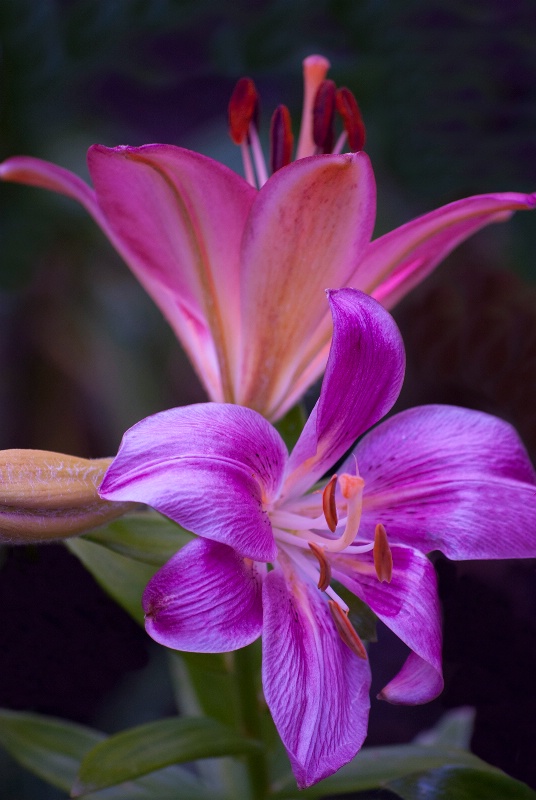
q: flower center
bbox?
[228,55,366,189]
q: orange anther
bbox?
[308,541,332,591]
[373,522,393,583]
[228,77,259,144]
[322,474,338,532]
[336,87,366,152]
[270,104,294,173]
[328,600,368,659]
[313,79,336,153]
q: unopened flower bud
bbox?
[0,449,132,543]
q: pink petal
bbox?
[262,569,371,788]
[285,289,405,497]
[354,405,536,559]
[237,153,376,420]
[143,538,263,651]
[358,192,536,309]
[100,404,287,561]
[332,544,443,705]
[0,155,111,235]
[87,145,256,402]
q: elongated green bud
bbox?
[0,449,132,543]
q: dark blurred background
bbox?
[1,0,536,796]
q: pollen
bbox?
[328,600,368,659]
[373,522,393,583]
[308,541,332,591]
[322,473,338,532]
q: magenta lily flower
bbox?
[1,58,534,421]
[99,289,536,788]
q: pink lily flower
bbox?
[99,289,536,788]
[1,57,534,421]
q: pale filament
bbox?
[248,126,269,187]
[240,142,256,187]
[273,526,374,555]
[282,543,350,613]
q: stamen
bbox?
[322,474,338,532]
[228,77,259,145]
[296,54,331,159]
[336,87,366,152]
[308,541,332,591]
[324,472,364,553]
[270,104,294,173]
[313,79,336,154]
[373,522,393,583]
[328,600,368,659]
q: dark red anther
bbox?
[270,104,294,173]
[336,87,366,152]
[313,79,336,153]
[228,77,260,145]
[322,474,338,533]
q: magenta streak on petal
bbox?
[143,538,263,652]
[358,192,536,311]
[262,569,371,789]
[332,544,443,705]
[351,405,536,560]
[100,403,288,561]
[284,289,405,498]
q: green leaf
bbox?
[0,708,226,799]
[275,404,307,451]
[0,708,102,792]
[273,744,501,798]
[414,707,476,750]
[387,765,536,800]
[169,652,241,729]
[66,537,157,625]
[73,716,262,796]
[87,511,192,566]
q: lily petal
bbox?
[100,404,287,561]
[262,568,371,789]
[359,192,536,309]
[238,153,376,419]
[332,544,443,704]
[87,145,256,402]
[354,405,536,559]
[285,289,405,497]
[143,538,263,651]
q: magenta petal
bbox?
[354,405,536,560]
[87,144,256,401]
[262,569,371,789]
[143,539,263,651]
[238,153,376,419]
[100,404,287,561]
[358,192,536,309]
[285,289,405,496]
[332,544,443,705]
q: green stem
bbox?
[233,644,270,799]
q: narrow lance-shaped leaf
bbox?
[73,716,262,796]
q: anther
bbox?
[335,87,366,152]
[228,77,259,145]
[270,104,294,173]
[373,522,393,583]
[328,600,368,659]
[313,79,336,153]
[308,541,332,591]
[322,474,338,532]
